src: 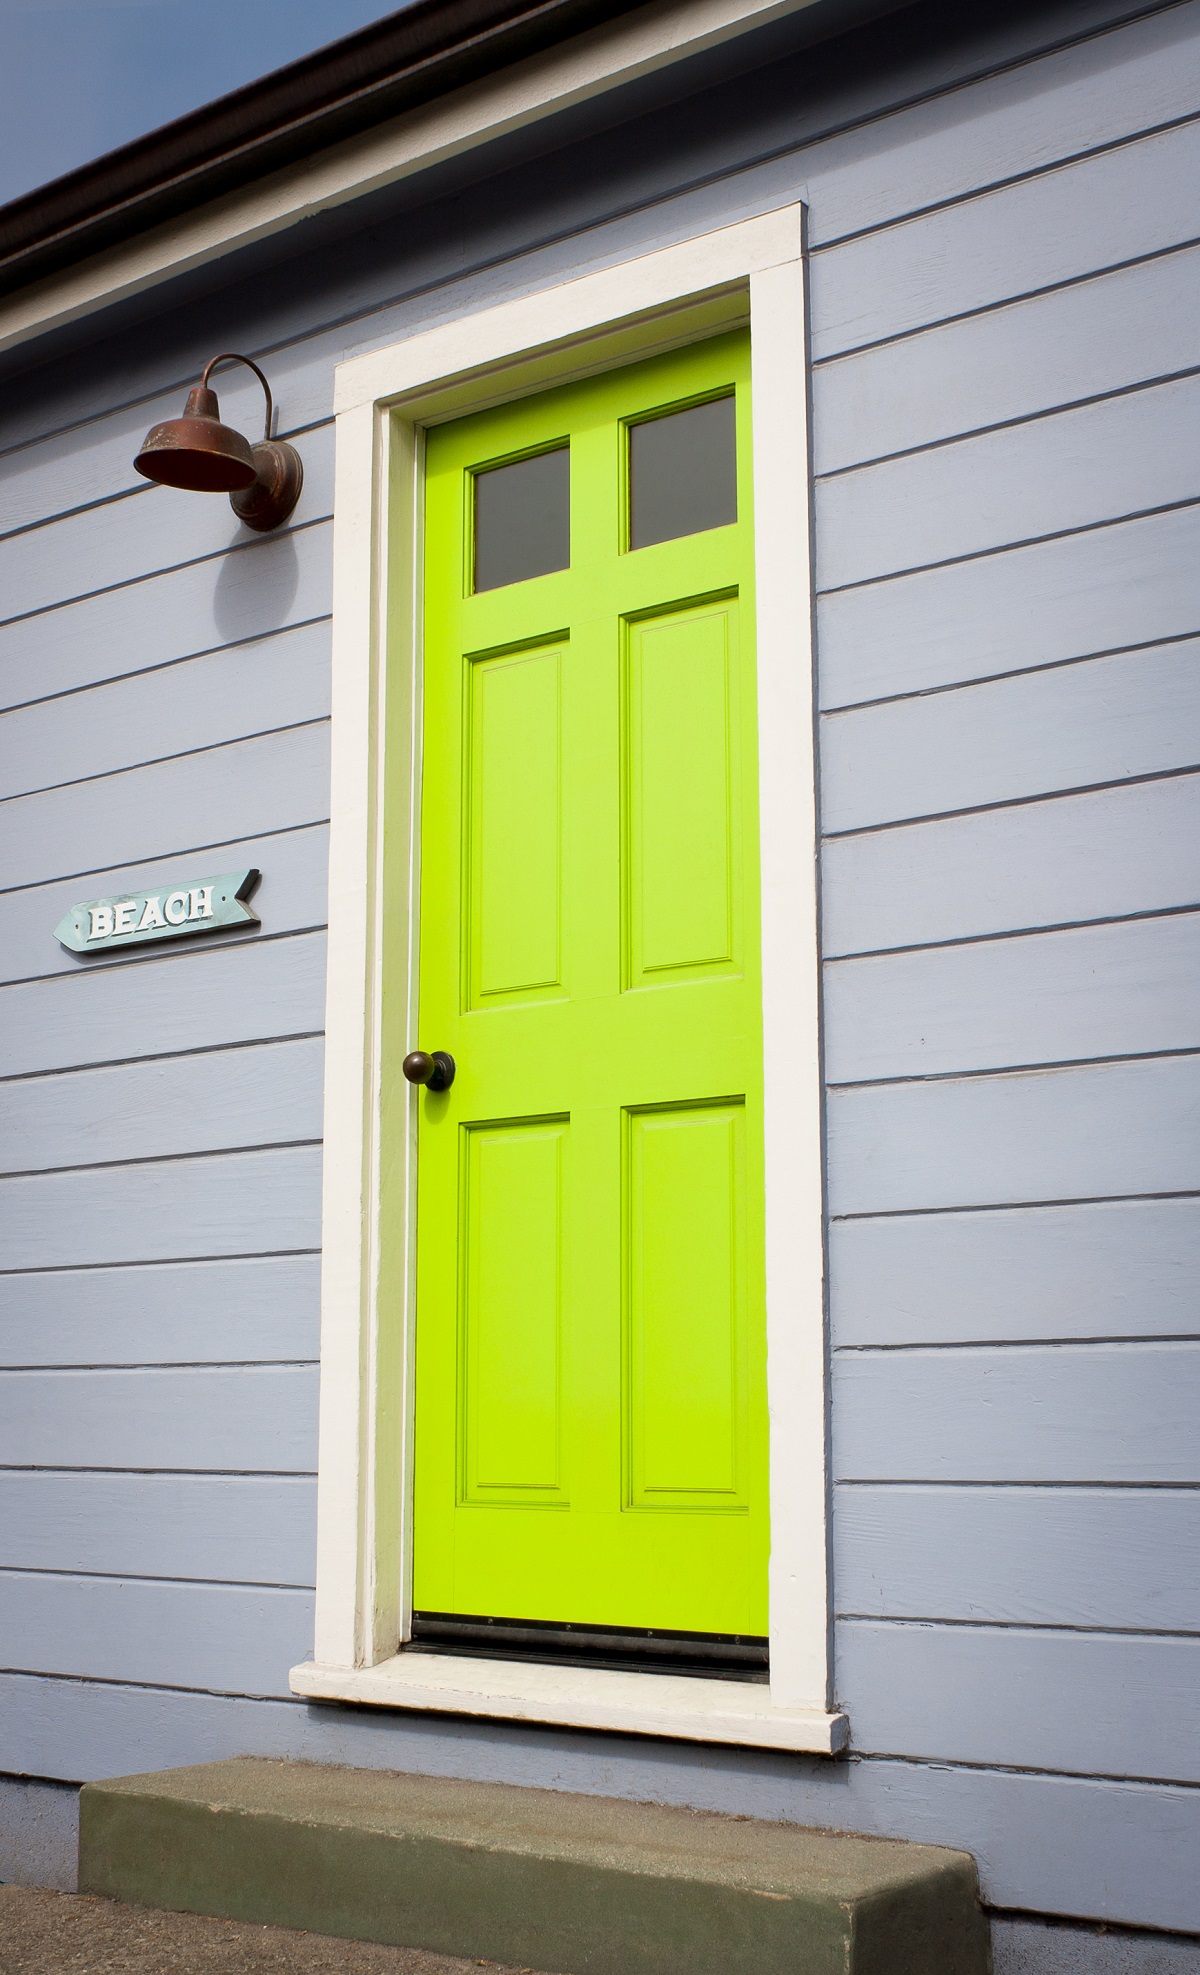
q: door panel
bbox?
[461,1117,567,1503]
[625,1100,747,1508]
[409,332,767,1641]
[625,599,740,984]
[466,642,564,1006]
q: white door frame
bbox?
[290,201,845,1755]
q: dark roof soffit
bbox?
[0,0,647,300]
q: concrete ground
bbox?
[0,1886,560,1975]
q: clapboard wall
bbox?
[1,0,1197,1939]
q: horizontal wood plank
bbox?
[817,373,1200,592]
[830,1195,1200,1347]
[824,912,1200,1082]
[803,2,1200,250]
[822,773,1200,956]
[0,1144,322,1272]
[820,640,1200,833]
[834,1484,1200,1632]
[0,722,330,892]
[833,1341,1200,1483]
[0,1568,312,1698]
[815,242,1200,474]
[817,503,1200,707]
[0,1472,316,1585]
[0,1364,318,1471]
[0,1253,319,1366]
[0,519,331,709]
[0,824,327,988]
[0,619,330,802]
[837,1619,1200,1784]
[809,115,1200,361]
[0,931,327,1079]
[0,426,332,628]
[0,1037,323,1176]
[829,1054,1200,1216]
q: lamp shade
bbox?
[134,384,259,493]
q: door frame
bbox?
[291,201,845,1754]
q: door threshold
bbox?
[410,1611,770,1682]
[290,1651,848,1755]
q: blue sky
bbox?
[0,0,403,207]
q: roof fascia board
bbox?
[0,0,824,362]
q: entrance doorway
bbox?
[408,332,768,1675]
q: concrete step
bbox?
[79,1757,990,1975]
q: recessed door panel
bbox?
[625,601,738,987]
[466,643,563,1007]
[461,1118,567,1503]
[625,1101,746,1508]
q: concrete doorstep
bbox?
[77,1758,990,1975]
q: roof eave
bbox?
[0,0,643,300]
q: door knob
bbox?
[403,1049,456,1092]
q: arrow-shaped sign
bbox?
[55,869,261,954]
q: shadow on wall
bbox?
[213,528,301,644]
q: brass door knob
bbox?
[403,1049,456,1092]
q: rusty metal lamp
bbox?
[134,352,302,532]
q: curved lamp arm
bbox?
[201,352,276,442]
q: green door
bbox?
[408,332,768,1651]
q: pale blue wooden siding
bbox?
[1,0,1197,1937]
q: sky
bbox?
[0,0,405,207]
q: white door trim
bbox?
[291,200,844,1756]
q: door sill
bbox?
[289,1651,848,1754]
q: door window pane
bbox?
[473,446,569,592]
[628,395,736,551]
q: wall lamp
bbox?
[134,353,303,532]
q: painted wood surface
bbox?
[817,504,1200,707]
[830,1196,1200,1346]
[837,1620,1200,1784]
[0,1569,312,1697]
[808,113,1200,361]
[0,620,330,802]
[829,1055,1200,1215]
[815,241,1200,473]
[834,1343,1200,1482]
[818,372,1200,592]
[0,1145,321,1271]
[1,0,1197,1935]
[824,912,1200,1081]
[0,824,327,988]
[0,521,332,705]
[834,1484,1200,1632]
[821,640,1200,832]
[0,1036,323,1175]
[0,1472,316,1583]
[0,723,329,892]
[0,426,332,628]
[823,775,1200,956]
[797,2,1200,248]
[0,1365,318,1470]
[0,932,327,1077]
[0,1254,320,1366]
